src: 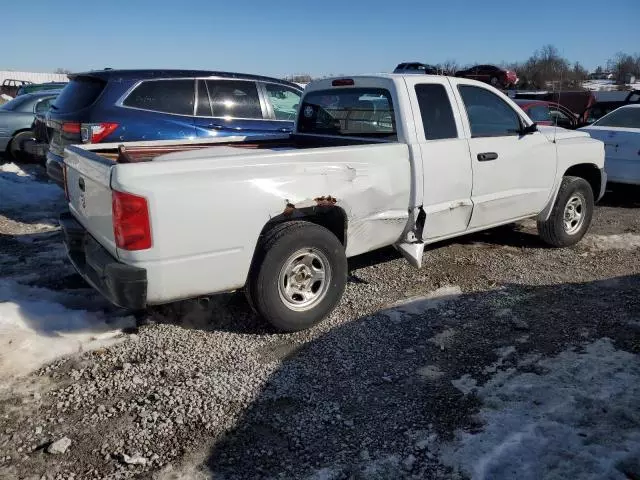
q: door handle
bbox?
[477,152,498,162]
[279,128,292,133]
[207,124,224,129]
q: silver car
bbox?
[0,90,60,160]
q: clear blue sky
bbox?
[6,0,639,77]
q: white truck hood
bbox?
[537,125,590,142]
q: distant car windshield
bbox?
[593,107,640,128]
[297,88,396,139]
[0,95,32,111]
[53,76,106,112]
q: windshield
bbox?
[593,107,640,128]
[297,88,396,139]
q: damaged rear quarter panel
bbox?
[111,142,411,300]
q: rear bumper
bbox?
[46,151,64,187]
[60,212,147,310]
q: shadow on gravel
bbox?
[599,184,640,209]
[204,274,640,479]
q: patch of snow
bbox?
[440,339,640,480]
[390,285,462,318]
[451,374,478,395]
[0,278,134,381]
[583,233,640,251]
[0,162,63,214]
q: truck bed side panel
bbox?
[110,143,411,303]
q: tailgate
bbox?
[64,145,118,257]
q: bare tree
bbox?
[54,68,72,74]
[438,59,460,75]
[607,52,637,83]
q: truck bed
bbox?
[84,134,386,164]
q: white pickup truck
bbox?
[60,74,606,331]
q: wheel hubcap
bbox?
[278,248,331,311]
[563,194,585,234]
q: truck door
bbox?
[453,81,556,229]
[403,76,473,240]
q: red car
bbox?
[514,99,580,129]
[455,65,518,88]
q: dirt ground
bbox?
[0,163,639,480]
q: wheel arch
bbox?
[244,205,348,287]
[537,163,604,221]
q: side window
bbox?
[415,84,458,140]
[528,105,551,123]
[196,80,212,116]
[264,84,301,121]
[34,97,54,114]
[459,85,522,137]
[123,79,195,115]
[205,80,262,119]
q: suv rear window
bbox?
[123,79,195,116]
[298,88,396,138]
[53,77,106,112]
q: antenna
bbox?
[553,60,564,144]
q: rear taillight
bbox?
[62,163,69,202]
[112,191,151,251]
[81,122,119,144]
[62,122,81,134]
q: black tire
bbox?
[9,130,35,162]
[246,221,347,332]
[490,76,500,87]
[537,176,594,247]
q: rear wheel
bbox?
[8,130,35,162]
[537,176,594,247]
[246,221,347,332]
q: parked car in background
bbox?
[16,82,68,96]
[0,79,32,97]
[0,90,60,160]
[583,90,640,125]
[393,63,439,75]
[45,69,303,185]
[455,65,518,88]
[514,99,580,129]
[580,105,640,185]
[514,90,596,126]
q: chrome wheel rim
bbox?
[278,248,331,311]
[563,194,585,235]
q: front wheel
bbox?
[246,221,347,332]
[537,176,594,247]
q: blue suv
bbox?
[45,69,303,185]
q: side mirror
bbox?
[520,123,538,135]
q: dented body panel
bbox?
[110,142,411,302]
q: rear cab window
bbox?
[53,76,106,112]
[297,88,396,139]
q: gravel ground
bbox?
[0,164,639,480]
